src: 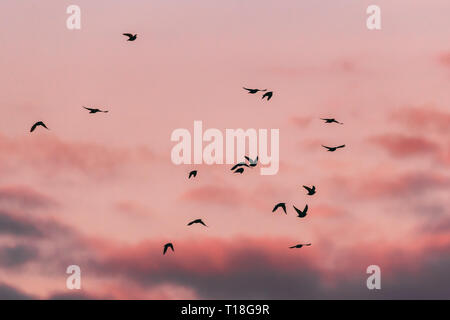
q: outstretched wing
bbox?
[262,92,273,100]
[245,156,258,164]
[234,168,244,174]
[231,163,247,171]
[303,185,312,192]
[337,145,346,149]
[188,170,197,178]
[293,205,307,217]
[164,243,174,254]
[30,121,47,132]
[273,203,286,214]
[123,33,133,38]
[83,106,94,111]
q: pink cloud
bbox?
[290,116,313,127]
[438,52,450,67]
[179,185,245,206]
[391,106,450,134]
[0,133,156,178]
[356,171,450,198]
[369,133,439,157]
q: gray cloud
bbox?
[0,211,43,238]
[0,244,39,268]
[86,240,450,299]
[0,283,35,300]
[0,185,56,210]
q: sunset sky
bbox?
[0,0,449,299]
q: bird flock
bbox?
[28,33,346,256]
[182,89,346,253]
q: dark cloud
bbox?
[48,292,107,300]
[0,283,35,300]
[0,185,56,210]
[85,238,450,299]
[0,211,43,238]
[0,209,78,241]
[0,244,39,268]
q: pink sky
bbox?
[0,0,449,299]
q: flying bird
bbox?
[245,156,258,167]
[163,243,174,255]
[303,185,316,196]
[234,167,245,174]
[83,106,108,114]
[321,118,343,124]
[243,87,266,94]
[231,162,249,171]
[188,170,197,179]
[123,33,137,41]
[272,202,287,214]
[187,219,208,227]
[293,204,308,218]
[30,121,49,133]
[322,145,346,152]
[262,91,273,101]
[289,243,311,249]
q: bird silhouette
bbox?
[303,185,316,195]
[123,33,137,41]
[289,243,311,249]
[163,243,174,255]
[272,202,287,214]
[188,170,197,179]
[187,219,208,227]
[234,167,245,174]
[83,106,108,114]
[30,121,49,133]
[243,87,266,94]
[245,156,258,167]
[293,204,308,218]
[322,145,346,152]
[262,91,273,101]
[231,162,249,171]
[321,118,343,124]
